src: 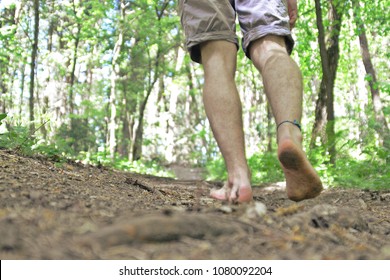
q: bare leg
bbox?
[249,35,323,201]
[200,40,252,203]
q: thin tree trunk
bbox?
[0,3,18,115]
[127,38,141,161]
[326,1,343,164]
[69,26,80,117]
[19,64,25,121]
[311,79,327,147]
[131,1,169,161]
[185,60,201,125]
[47,0,55,52]
[312,0,330,148]
[108,40,120,158]
[41,96,49,139]
[312,0,343,164]
[0,81,6,114]
[67,24,81,152]
[119,102,131,159]
[132,46,161,160]
[108,0,125,158]
[132,75,159,161]
[29,0,40,134]
[67,0,83,150]
[352,0,389,148]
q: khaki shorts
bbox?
[179,0,294,63]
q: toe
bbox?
[210,186,228,201]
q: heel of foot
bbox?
[278,140,323,202]
[279,149,300,170]
[278,140,303,170]
[287,184,323,202]
[237,188,253,203]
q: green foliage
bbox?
[307,126,389,189]
[248,153,284,184]
[0,117,35,154]
[205,152,284,185]
[54,119,97,155]
[204,157,227,182]
[331,151,389,190]
[0,114,172,177]
[0,115,65,161]
[0,113,6,125]
[205,136,389,190]
[307,144,333,184]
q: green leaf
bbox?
[0,113,7,123]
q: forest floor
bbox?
[0,148,389,260]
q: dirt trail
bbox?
[0,149,389,260]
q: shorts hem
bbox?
[242,26,294,58]
[186,31,239,63]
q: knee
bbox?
[259,48,288,73]
[200,41,237,77]
[249,36,289,73]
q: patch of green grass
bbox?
[205,150,389,190]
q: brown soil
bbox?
[0,149,389,260]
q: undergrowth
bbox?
[205,138,389,190]
[0,114,173,178]
[1,114,388,189]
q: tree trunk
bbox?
[131,44,162,161]
[312,0,330,148]
[108,37,120,158]
[69,26,80,117]
[47,0,55,52]
[131,45,161,161]
[131,2,169,161]
[186,62,201,127]
[132,83,156,161]
[29,0,40,134]
[67,23,81,151]
[41,96,49,139]
[19,64,26,122]
[119,103,131,159]
[0,3,19,115]
[311,79,327,147]
[352,0,389,149]
[108,0,125,158]
[0,81,6,114]
[127,38,141,161]
[312,0,343,164]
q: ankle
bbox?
[227,166,251,187]
[277,124,303,147]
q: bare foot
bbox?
[278,139,323,201]
[210,182,253,203]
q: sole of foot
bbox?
[278,139,323,202]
